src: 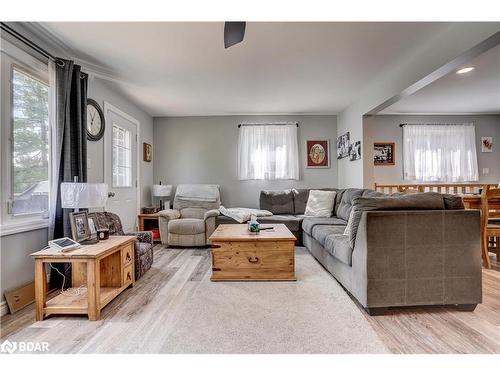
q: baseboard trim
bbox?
[0,301,9,317]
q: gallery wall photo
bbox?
[336,132,350,159]
[374,142,395,165]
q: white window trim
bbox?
[0,39,51,236]
[0,218,49,237]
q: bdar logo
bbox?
[0,340,17,354]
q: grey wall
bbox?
[153,115,337,208]
[87,77,154,207]
[364,114,500,187]
[0,228,48,303]
[1,77,154,304]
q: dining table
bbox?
[461,194,500,269]
[461,194,500,210]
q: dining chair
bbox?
[480,186,500,268]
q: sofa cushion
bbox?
[302,217,347,235]
[292,189,310,214]
[179,207,207,220]
[168,218,205,235]
[257,215,304,233]
[324,234,352,266]
[311,225,346,246]
[347,192,447,248]
[304,190,337,217]
[260,190,294,214]
[353,192,446,211]
[362,189,387,198]
[334,188,365,221]
[443,194,465,210]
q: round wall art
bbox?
[306,140,330,168]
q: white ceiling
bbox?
[381,43,500,114]
[38,22,450,116]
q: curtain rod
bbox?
[0,22,64,65]
[238,122,299,128]
[399,123,466,127]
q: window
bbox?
[11,68,50,215]
[403,124,478,182]
[1,40,50,234]
[112,124,132,187]
[238,124,299,180]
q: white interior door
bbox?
[104,103,139,232]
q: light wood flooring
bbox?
[1,246,499,354]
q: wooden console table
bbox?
[31,236,136,321]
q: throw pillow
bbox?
[304,190,336,217]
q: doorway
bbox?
[104,102,140,232]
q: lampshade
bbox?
[61,183,108,209]
[152,184,172,197]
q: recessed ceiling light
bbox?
[456,67,475,74]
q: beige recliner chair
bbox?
[158,184,220,247]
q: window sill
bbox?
[0,218,49,237]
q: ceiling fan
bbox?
[224,22,246,48]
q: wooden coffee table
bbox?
[209,224,296,281]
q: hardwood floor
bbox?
[1,247,499,354]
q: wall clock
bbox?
[86,98,105,141]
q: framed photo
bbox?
[481,137,493,153]
[374,142,395,166]
[87,212,99,239]
[350,141,361,161]
[143,142,152,162]
[70,211,91,242]
[306,140,330,168]
[336,132,350,159]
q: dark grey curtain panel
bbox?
[50,59,88,288]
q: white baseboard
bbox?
[0,301,8,317]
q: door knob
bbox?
[108,192,115,198]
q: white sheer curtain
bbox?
[238,124,299,180]
[403,123,478,182]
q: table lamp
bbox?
[152,183,172,211]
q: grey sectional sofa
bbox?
[216,188,483,315]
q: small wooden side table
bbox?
[138,213,161,242]
[31,236,136,321]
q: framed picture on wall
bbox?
[336,132,350,159]
[350,141,361,161]
[481,137,493,152]
[374,142,395,165]
[306,140,330,168]
[143,142,152,162]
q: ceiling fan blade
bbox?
[224,22,246,48]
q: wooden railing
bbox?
[374,183,498,195]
